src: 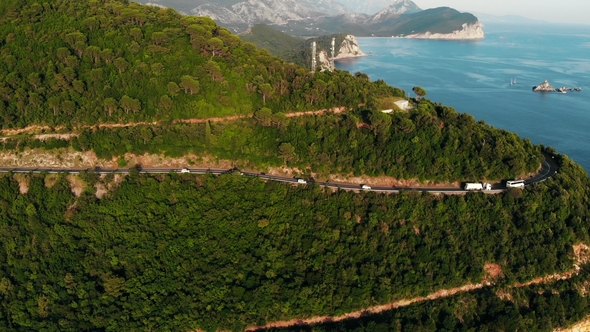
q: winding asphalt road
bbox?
[0,154,558,194]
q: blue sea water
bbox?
[335,23,590,172]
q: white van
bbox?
[506,180,525,188]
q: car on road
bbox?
[297,178,307,184]
[361,184,371,190]
[179,168,190,173]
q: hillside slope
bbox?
[238,24,305,64]
[0,0,396,128]
[1,1,590,332]
[240,25,364,69]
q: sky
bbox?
[414,0,590,25]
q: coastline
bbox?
[334,53,372,61]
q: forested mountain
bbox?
[0,153,589,331]
[0,0,394,128]
[3,99,543,182]
[2,1,590,331]
[238,24,307,66]
[370,7,479,36]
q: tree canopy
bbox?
[413,86,427,98]
[0,152,588,330]
[0,0,403,128]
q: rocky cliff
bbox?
[317,35,366,70]
[405,22,484,40]
[334,35,366,59]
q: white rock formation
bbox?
[533,80,556,92]
[334,35,366,59]
[317,35,367,70]
[406,22,485,40]
[318,50,330,70]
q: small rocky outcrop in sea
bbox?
[533,80,556,92]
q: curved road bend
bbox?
[0,154,558,194]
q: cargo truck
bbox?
[463,182,492,191]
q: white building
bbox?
[394,100,411,110]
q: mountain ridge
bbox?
[139,0,485,39]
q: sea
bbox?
[335,22,590,172]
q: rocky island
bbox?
[533,80,582,93]
[533,80,555,92]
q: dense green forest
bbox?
[0,153,589,330]
[0,0,401,128]
[2,0,590,331]
[269,266,590,332]
[3,98,542,181]
[239,24,306,67]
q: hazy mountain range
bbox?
[141,0,482,38]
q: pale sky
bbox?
[415,0,590,25]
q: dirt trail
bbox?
[173,114,249,124]
[1,125,64,136]
[0,107,349,136]
[246,283,485,331]
[284,107,347,117]
[556,316,590,332]
[95,121,158,128]
[246,245,590,331]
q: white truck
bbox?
[506,180,525,188]
[297,178,307,184]
[179,168,191,173]
[361,184,371,190]
[464,182,492,191]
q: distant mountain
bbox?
[336,0,394,15]
[141,0,335,32]
[370,0,422,24]
[298,0,351,15]
[138,0,484,39]
[371,7,480,36]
